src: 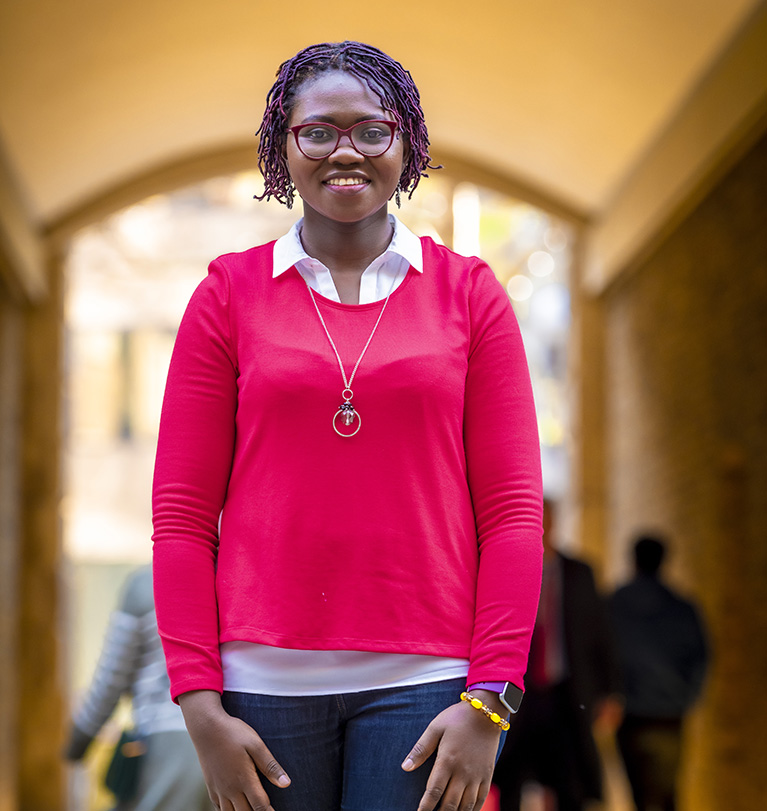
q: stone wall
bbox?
[603,130,767,810]
[0,288,22,811]
[0,254,66,811]
[17,253,66,811]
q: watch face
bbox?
[501,682,524,713]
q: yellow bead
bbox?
[471,698,483,709]
[490,712,501,724]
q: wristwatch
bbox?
[468,681,524,714]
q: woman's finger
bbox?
[457,782,481,811]
[416,771,449,811]
[432,776,481,811]
[239,787,276,811]
[402,720,442,772]
[245,738,291,789]
[471,779,491,811]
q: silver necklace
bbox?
[306,284,393,437]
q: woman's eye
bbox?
[301,127,333,142]
[357,126,387,142]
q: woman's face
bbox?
[285,70,406,225]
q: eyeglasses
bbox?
[288,120,398,160]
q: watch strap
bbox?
[467,681,524,714]
[467,681,506,692]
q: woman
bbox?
[152,41,543,811]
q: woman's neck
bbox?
[299,207,394,304]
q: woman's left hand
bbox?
[401,689,506,811]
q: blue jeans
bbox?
[222,677,505,811]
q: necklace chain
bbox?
[306,284,393,436]
[307,285,392,391]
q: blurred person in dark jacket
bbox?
[493,498,624,811]
[609,535,708,811]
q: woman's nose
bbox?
[328,135,363,163]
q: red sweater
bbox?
[152,237,543,701]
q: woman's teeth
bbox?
[326,178,368,186]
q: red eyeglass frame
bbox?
[287,120,398,160]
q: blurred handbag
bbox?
[105,728,146,802]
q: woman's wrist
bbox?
[468,681,524,715]
[465,688,509,719]
[178,690,228,731]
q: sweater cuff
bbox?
[64,725,94,761]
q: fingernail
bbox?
[401,757,414,771]
[278,775,291,787]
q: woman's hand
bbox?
[401,689,506,811]
[179,690,290,811]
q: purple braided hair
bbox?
[255,41,439,208]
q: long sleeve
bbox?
[152,260,238,700]
[562,556,624,706]
[463,261,544,688]
[66,610,142,758]
[683,602,709,706]
[587,575,624,701]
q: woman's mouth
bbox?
[324,177,370,188]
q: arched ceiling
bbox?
[0,0,762,227]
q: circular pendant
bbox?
[333,405,361,437]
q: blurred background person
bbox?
[609,535,709,811]
[65,565,211,811]
[493,498,623,811]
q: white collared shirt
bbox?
[272,214,423,304]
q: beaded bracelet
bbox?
[460,691,511,731]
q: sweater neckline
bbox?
[287,262,417,312]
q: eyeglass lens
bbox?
[295,121,394,158]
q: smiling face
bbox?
[285,70,407,226]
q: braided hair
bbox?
[256,41,438,208]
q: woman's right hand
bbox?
[179,690,291,811]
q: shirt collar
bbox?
[272,214,423,277]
